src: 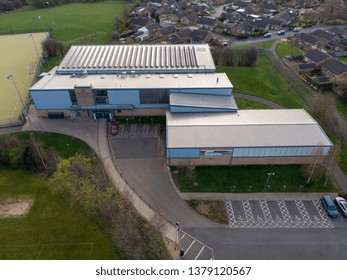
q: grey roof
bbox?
[312,29,337,41]
[305,49,331,64]
[57,44,216,74]
[189,29,209,41]
[197,17,217,26]
[166,109,332,148]
[328,26,346,36]
[160,25,176,35]
[146,23,161,30]
[298,33,318,45]
[176,11,189,19]
[321,59,347,76]
[170,93,237,110]
[250,19,269,29]
[129,17,152,27]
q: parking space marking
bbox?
[195,246,205,260]
[225,200,334,229]
[115,124,160,138]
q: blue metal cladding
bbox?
[170,106,237,113]
[107,89,169,109]
[108,89,140,106]
[170,88,232,96]
[31,90,72,109]
[233,146,331,158]
[167,148,200,158]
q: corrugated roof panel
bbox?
[114,46,123,67]
[57,44,216,73]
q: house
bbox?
[312,29,341,45]
[250,19,270,32]
[263,18,284,31]
[133,7,148,17]
[304,49,333,66]
[159,25,176,37]
[276,10,296,26]
[219,12,244,23]
[146,23,162,38]
[129,17,154,29]
[257,3,279,14]
[189,29,213,43]
[328,26,347,40]
[296,33,318,51]
[228,21,254,37]
[321,59,347,79]
[169,28,192,44]
[196,17,220,29]
[134,26,149,42]
[181,13,199,25]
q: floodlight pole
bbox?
[46,1,56,31]
[7,74,32,125]
[38,15,48,33]
[264,172,275,190]
[29,33,41,66]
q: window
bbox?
[69,90,78,105]
[139,89,169,104]
[93,90,108,105]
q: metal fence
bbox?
[0,59,42,128]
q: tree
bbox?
[42,38,64,58]
[155,13,160,24]
[111,30,120,42]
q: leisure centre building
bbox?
[29,44,332,165]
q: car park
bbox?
[334,197,347,217]
[321,195,338,218]
[110,122,119,135]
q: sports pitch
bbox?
[0,33,47,125]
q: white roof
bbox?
[30,68,232,90]
[170,93,238,110]
[166,110,332,148]
[57,44,215,74]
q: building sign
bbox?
[200,150,233,156]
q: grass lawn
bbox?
[275,41,302,59]
[13,132,91,158]
[0,2,131,46]
[235,97,272,109]
[217,55,306,108]
[337,56,347,64]
[172,165,339,193]
[0,168,120,259]
[336,99,347,123]
[187,200,228,225]
[256,40,274,50]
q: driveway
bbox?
[109,124,220,228]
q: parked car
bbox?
[277,30,285,35]
[334,197,347,217]
[293,27,300,32]
[110,122,119,135]
[320,195,338,218]
[263,33,271,38]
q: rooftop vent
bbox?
[145,74,151,79]
[173,74,179,78]
[187,74,193,78]
[160,74,165,78]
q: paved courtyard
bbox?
[225,200,334,228]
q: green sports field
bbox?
[0,33,47,125]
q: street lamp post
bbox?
[46,1,56,31]
[6,74,32,125]
[264,172,275,191]
[175,222,180,251]
[38,15,48,33]
[28,33,41,66]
